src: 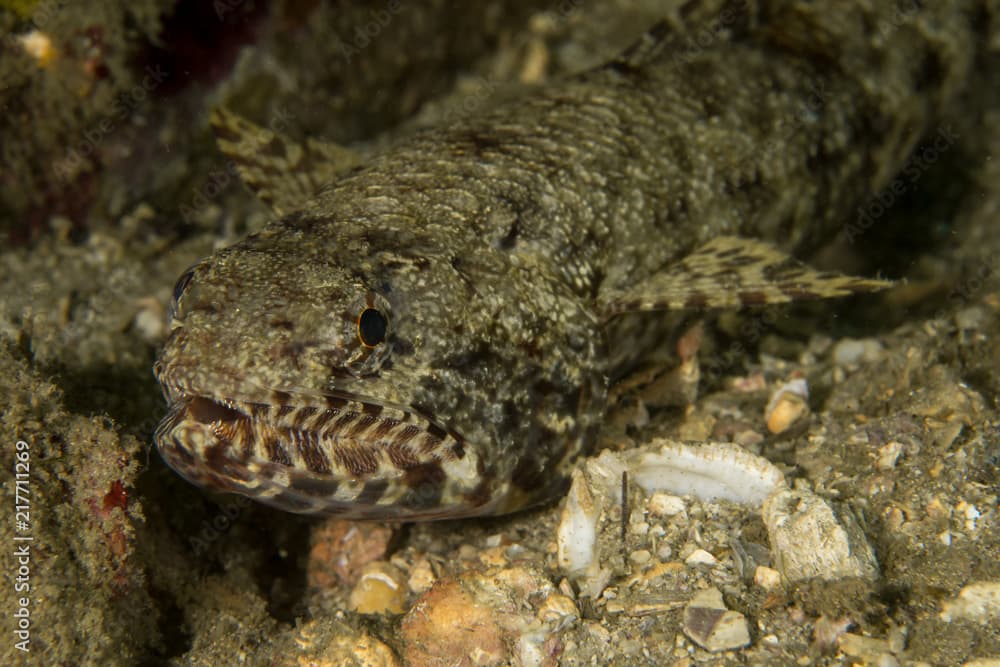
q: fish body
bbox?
[154,2,980,519]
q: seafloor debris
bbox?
[762,488,879,583]
[764,376,810,434]
[275,618,400,667]
[401,566,568,667]
[939,581,1000,624]
[307,518,395,592]
[625,440,787,505]
[681,586,752,652]
[557,439,786,595]
[348,561,408,615]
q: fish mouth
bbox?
[153,380,500,520]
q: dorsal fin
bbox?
[598,236,894,318]
[209,108,362,215]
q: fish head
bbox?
[154,214,606,519]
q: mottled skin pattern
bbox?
[154,1,984,519]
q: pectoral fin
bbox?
[209,108,362,215]
[599,236,893,317]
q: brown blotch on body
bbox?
[288,473,340,498]
[293,406,318,429]
[394,424,423,446]
[371,417,402,441]
[401,462,446,509]
[296,432,333,474]
[334,445,379,477]
[325,395,348,410]
[357,479,389,505]
[264,435,293,466]
[738,290,770,305]
[780,287,821,300]
[684,293,709,308]
[203,441,251,482]
[463,476,494,508]
[386,442,419,469]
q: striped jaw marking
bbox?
[153,380,503,520]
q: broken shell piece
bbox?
[763,488,879,583]
[765,377,810,434]
[557,468,602,577]
[682,587,751,652]
[626,440,786,506]
[348,562,408,615]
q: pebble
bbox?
[939,581,1000,623]
[831,338,883,366]
[278,618,400,667]
[348,561,408,615]
[407,556,437,595]
[307,519,394,591]
[762,488,879,582]
[765,378,810,434]
[838,633,895,663]
[684,549,718,567]
[401,579,507,666]
[681,587,751,652]
[876,441,904,470]
[630,549,652,565]
[648,492,687,518]
[537,592,579,626]
[753,565,782,591]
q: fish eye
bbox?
[357,308,388,347]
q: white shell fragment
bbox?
[762,488,879,583]
[682,587,751,652]
[557,440,786,595]
[557,468,601,577]
[626,440,786,506]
